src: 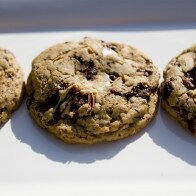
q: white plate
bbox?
[0,30,196,195]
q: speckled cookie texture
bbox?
[27,37,160,144]
[161,45,196,134]
[0,48,25,124]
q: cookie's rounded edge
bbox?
[160,45,196,134]
[0,48,26,124]
[27,37,160,144]
[0,78,25,125]
[161,100,195,136]
[28,91,159,144]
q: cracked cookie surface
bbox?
[0,48,25,124]
[161,45,196,134]
[27,37,160,144]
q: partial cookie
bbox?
[161,45,196,134]
[27,37,160,144]
[0,48,25,124]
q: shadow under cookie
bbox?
[10,101,147,164]
[148,106,196,165]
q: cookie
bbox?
[161,45,196,134]
[0,48,25,124]
[27,37,160,144]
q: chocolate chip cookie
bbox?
[0,48,25,124]
[161,45,196,134]
[27,37,160,144]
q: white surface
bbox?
[0,30,196,195]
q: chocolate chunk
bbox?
[144,65,154,76]
[124,84,151,101]
[36,92,60,113]
[162,82,173,100]
[45,93,60,108]
[180,108,189,116]
[50,108,62,125]
[109,73,119,81]
[186,67,196,79]
[144,70,153,76]
[70,94,88,112]
[85,67,97,80]
[69,93,90,123]
[7,72,15,79]
[138,70,153,76]
[87,60,94,68]
[145,59,151,64]
[75,55,98,80]
[58,85,79,108]
[68,102,78,112]
[173,107,195,133]
[107,44,117,52]
[124,91,133,100]
[109,75,117,81]
[70,95,88,122]
[71,111,79,123]
[110,89,122,96]
[36,104,49,113]
[48,86,82,125]
[48,98,66,125]
[69,86,78,94]
[50,91,79,125]
[46,87,94,125]
[74,55,84,65]
[187,119,195,133]
[59,83,68,90]
[184,67,196,88]
[0,108,6,114]
[84,60,97,80]
[137,89,150,101]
